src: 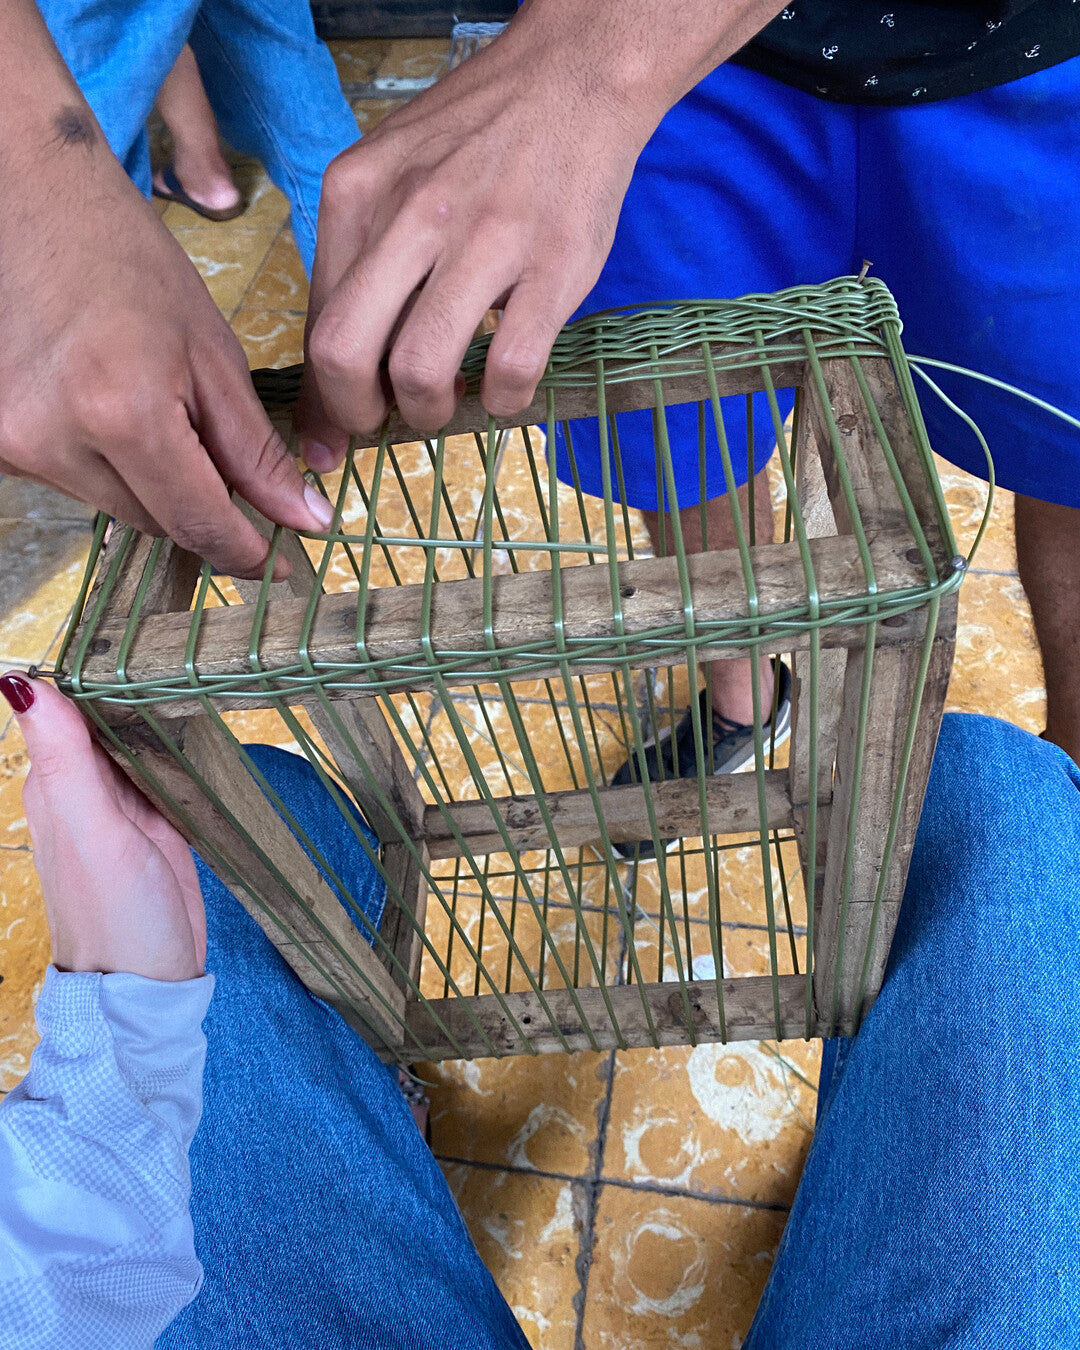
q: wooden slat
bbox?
[788,388,844,889]
[254,353,807,447]
[76,530,201,641]
[83,528,932,719]
[806,356,911,537]
[857,357,955,571]
[423,768,793,860]
[378,840,431,992]
[813,624,954,1037]
[230,504,428,840]
[231,503,431,991]
[406,974,808,1060]
[104,714,408,1058]
[802,353,958,1034]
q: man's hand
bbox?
[296,0,785,469]
[0,2,333,578]
[2,672,205,981]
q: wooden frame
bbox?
[72,349,957,1059]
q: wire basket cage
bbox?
[56,276,962,1064]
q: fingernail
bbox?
[303,482,335,531]
[303,441,337,473]
[0,673,35,713]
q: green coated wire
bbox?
[52,274,1040,1063]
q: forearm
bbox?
[0,967,214,1349]
[0,1,108,170]
[497,0,786,137]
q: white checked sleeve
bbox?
[0,965,214,1350]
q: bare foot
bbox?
[153,163,242,215]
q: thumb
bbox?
[192,347,336,537]
[2,673,100,794]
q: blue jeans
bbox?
[158,714,1080,1346]
[36,0,358,273]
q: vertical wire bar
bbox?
[471,415,619,1042]
[647,356,713,1032]
[760,348,822,1029]
[217,532,483,1056]
[55,511,112,671]
[546,385,652,1048]
[700,326,781,1036]
[852,600,940,1015]
[417,419,585,1052]
[609,416,638,562]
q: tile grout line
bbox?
[435,1152,791,1212]
[572,1046,617,1350]
[228,219,287,326]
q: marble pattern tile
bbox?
[580,1187,785,1349]
[352,99,401,134]
[374,39,450,81]
[603,1040,818,1206]
[427,1050,608,1174]
[0,721,30,851]
[946,570,1045,734]
[243,230,309,313]
[169,225,279,319]
[442,1165,581,1350]
[936,456,1015,574]
[0,479,96,527]
[327,38,385,85]
[0,525,91,667]
[231,308,305,369]
[0,849,48,1093]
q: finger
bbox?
[103,404,294,580]
[139,810,206,969]
[3,674,208,979]
[294,365,352,475]
[295,149,374,472]
[302,223,439,444]
[481,276,583,418]
[190,338,334,537]
[1,674,111,831]
[387,250,519,432]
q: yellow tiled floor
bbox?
[0,37,1047,1349]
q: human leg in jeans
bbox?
[156,745,529,1350]
[153,44,244,217]
[188,0,359,272]
[34,0,356,274]
[745,712,1080,1348]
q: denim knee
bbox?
[891,711,1080,976]
[916,712,1080,859]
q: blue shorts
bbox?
[556,55,1080,510]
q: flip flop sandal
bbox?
[152,164,246,222]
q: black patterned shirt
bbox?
[733,0,1080,103]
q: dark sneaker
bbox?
[608,659,792,860]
